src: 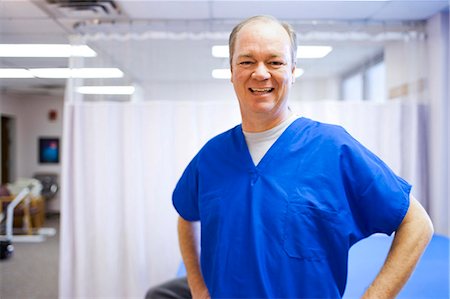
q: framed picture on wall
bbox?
[38,137,60,164]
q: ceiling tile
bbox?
[211,1,387,21]
[0,19,68,34]
[0,0,49,18]
[371,1,449,20]
[118,0,211,19]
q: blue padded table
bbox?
[344,234,449,298]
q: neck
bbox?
[242,108,292,133]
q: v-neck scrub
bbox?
[243,112,298,166]
[173,117,411,298]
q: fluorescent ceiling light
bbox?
[212,68,304,79]
[76,86,135,95]
[212,45,332,59]
[30,68,123,78]
[0,44,96,57]
[212,68,231,79]
[212,45,229,58]
[0,68,123,79]
[297,46,332,58]
[70,45,97,57]
[0,69,34,78]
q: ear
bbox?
[291,63,296,84]
[230,66,234,84]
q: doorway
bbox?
[1,115,16,185]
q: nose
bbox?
[252,63,271,80]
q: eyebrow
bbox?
[237,54,253,59]
[237,54,284,59]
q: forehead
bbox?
[234,21,291,54]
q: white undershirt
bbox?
[243,113,298,166]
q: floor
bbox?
[0,215,59,299]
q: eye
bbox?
[239,61,253,66]
[269,61,285,67]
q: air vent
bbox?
[45,0,121,19]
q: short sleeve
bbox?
[339,130,411,238]
[172,155,201,221]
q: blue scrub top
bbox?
[173,117,410,298]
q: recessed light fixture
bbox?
[297,46,332,59]
[211,45,332,59]
[0,44,96,57]
[30,68,123,78]
[211,45,229,58]
[212,68,304,79]
[0,68,34,78]
[76,86,135,95]
[212,69,231,79]
[0,68,123,79]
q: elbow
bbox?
[407,195,434,242]
[419,201,434,241]
[417,207,434,245]
[425,214,434,240]
[416,207,434,247]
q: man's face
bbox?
[230,21,295,122]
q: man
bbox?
[148,15,433,298]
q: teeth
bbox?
[251,88,273,92]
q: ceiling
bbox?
[0,0,448,96]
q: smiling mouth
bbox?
[249,87,274,94]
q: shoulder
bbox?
[299,119,388,174]
[294,117,353,148]
[198,124,241,156]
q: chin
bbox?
[250,101,280,114]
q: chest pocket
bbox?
[283,200,341,261]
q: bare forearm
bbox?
[362,196,433,298]
[178,217,210,299]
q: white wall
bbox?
[291,77,340,102]
[0,92,64,211]
[384,37,428,101]
[142,81,236,102]
[426,11,449,236]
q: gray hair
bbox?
[228,15,297,67]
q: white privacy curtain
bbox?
[60,98,428,298]
[59,100,241,298]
